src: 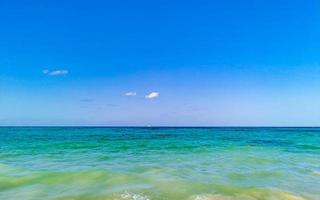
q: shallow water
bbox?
[0,127,319,200]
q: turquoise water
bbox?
[0,127,319,200]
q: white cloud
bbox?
[124,92,137,96]
[80,98,95,102]
[145,92,160,99]
[43,69,68,76]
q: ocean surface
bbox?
[0,127,319,200]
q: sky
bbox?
[0,0,320,126]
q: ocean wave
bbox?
[119,192,150,200]
[192,194,233,200]
[190,188,306,200]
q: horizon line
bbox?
[1,125,320,128]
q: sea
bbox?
[0,127,319,200]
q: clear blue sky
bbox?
[0,0,319,126]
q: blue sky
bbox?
[0,0,319,126]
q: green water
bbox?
[0,127,319,200]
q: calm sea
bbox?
[0,127,319,200]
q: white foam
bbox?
[193,194,233,200]
[194,195,209,200]
[120,191,150,200]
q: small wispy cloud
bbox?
[124,92,137,96]
[145,92,160,99]
[80,98,95,102]
[106,103,118,107]
[43,69,68,76]
[0,117,8,122]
